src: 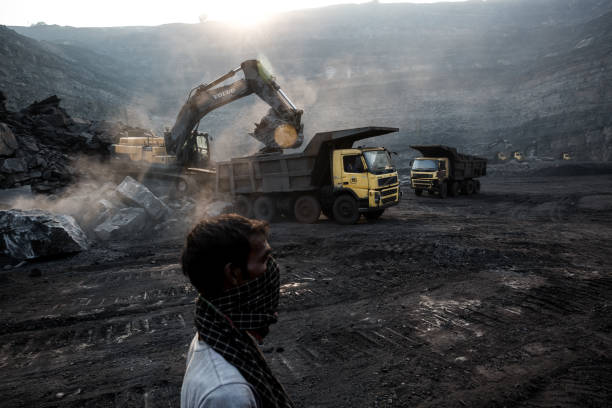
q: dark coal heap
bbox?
[0,92,125,193]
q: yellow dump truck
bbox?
[410,145,487,198]
[216,127,401,224]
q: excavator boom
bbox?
[166,60,304,165]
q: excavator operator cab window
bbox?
[343,155,365,173]
[196,134,209,154]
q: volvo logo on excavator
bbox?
[212,88,235,100]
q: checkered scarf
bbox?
[194,258,294,408]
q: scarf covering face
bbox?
[194,258,294,408]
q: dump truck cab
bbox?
[410,156,450,195]
[332,147,400,211]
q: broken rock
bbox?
[116,176,170,220]
[0,209,89,259]
[2,157,27,173]
[94,207,146,240]
[0,123,18,156]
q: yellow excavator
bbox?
[112,59,304,194]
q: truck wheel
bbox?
[364,209,384,220]
[439,181,448,199]
[234,195,253,218]
[253,196,276,222]
[293,195,321,224]
[450,181,460,197]
[474,180,481,194]
[465,180,474,195]
[414,189,423,196]
[332,195,360,225]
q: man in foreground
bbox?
[180,214,294,408]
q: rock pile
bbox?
[0,92,146,194]
[0,175,233,259]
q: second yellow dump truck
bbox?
[410,145,487,198]
[216,127,401,224]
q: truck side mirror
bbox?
[409,160,414,166]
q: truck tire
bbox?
[332,195,360,225]
[465,179,474,195]
[450,181,460,197]
[234,195,253,218]
[439,181,448,199]
[474,179,481,194]
[364,209,384,220]
[253,196,276,222]
[293,195,321,224]
[414,189,423,196]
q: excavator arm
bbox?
[165,60,304,165]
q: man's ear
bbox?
[223,262,242,288]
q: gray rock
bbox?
[2,158,27,173]
[0,123,18,156]
[0,209,89,259]
[94,207,147,240]
[115,176,170,220]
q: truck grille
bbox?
[381,188,397,197]
[378,176,398,187]
[411,173,432,179]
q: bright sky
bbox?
[0,0,470,27]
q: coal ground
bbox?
[1,171,612,407]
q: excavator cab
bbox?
[195,132,211,166]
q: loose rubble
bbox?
[94,207,147,240]
[0,91,153,194]
[116,176,170,221]
[0,209,89,259]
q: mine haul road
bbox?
[1,172,611,407]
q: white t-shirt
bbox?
[181,334,259,408]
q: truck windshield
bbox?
[363,150,395,174]
[412,159,438,171]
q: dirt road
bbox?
[1,173,611,407]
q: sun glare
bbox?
[203,2,275,27]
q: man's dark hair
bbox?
[181,214,269,298]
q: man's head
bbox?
[181,214,271,299]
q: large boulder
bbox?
[0,209,89,259]
[93,207,147,240]
[0,123,18,156]
[115,176,170,220]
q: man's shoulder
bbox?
[181,335,258,408]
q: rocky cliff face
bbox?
[2,0,611,161]
[0,26,128,120]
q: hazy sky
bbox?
[0,0,470,27]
